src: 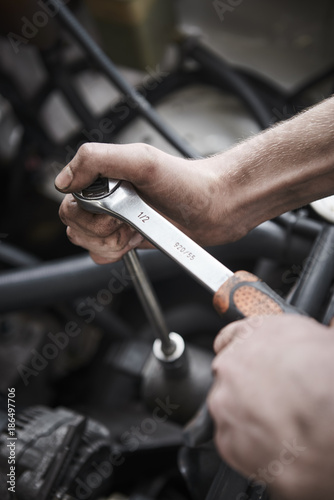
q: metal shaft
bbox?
[123,250,176,356]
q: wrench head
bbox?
[76,177,121,200]
[73,177,122,214]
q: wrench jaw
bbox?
[73,180,136,218]
[81,178,121,199]
[74,177,121,203]
[72,197,111,215]
[73,178,123,216]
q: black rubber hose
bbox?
[64,68,231,147]
[274,212,323,239]
[0,251,176,313]
[0,243,134,337]
[41,46,99,133]
[183,39,274,129]
[42,0,200,158]
[288,64,334,102]
[0,242,39,268]
[287,225,334,317]
[0,221,315,312]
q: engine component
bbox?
[0,405,112,500]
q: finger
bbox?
[59,194,124,237]
[213,316,266,354]
[213,324,238,354]
[66,225,144,261]
[207,377,226,420]
[54,142,159,193]
[213,320,247,354]
[207,378,236,453]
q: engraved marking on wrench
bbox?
[174,242,196,261]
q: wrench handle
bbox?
[213,270,304,321]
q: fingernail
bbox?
[55,165,73,191]
[129,233,144,247]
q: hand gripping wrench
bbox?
[73,177,304,321]
[74,177,305,445]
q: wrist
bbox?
[208,96,334,242]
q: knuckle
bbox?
[66,226,77,244]
[215,432,233,460]
[76,142,95,163]
[93,217,117,238]
[110,249,127,262]
[98,229,127,252]
[90,249,124,264]
[112,228,127,250]
[58,205,67,225]
[90,252,111,265]
[58,195,74,224]
[134,143,159,183]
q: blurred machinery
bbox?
[0,1,334,499]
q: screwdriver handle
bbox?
[213,270,305,321]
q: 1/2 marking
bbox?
[138,212,150,223]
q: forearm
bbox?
[57,96,334,260]
[206,95,334,242]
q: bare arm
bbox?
[209,95,334,239]
[56,95,334,262]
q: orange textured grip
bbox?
[213,270,283,318]
[233,286,283,316]
[213,270,258,315]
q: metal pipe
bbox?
[0,222,316,312]
[287,225,334,317]
[183,38,273,129]
[123,250,175,355]
[0,241,39,267]
[322,291,334,325]
[43,0,200,159]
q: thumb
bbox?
[54,142,157,193]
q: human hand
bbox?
[56,142,243,264]
[207,315,334,500]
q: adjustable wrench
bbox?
[74,177,303,321]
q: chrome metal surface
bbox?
[123,250,176,355]
[153,332,185,363]
[74,180,233,293]
[76,178,121,201]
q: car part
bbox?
[0,405,112,500]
